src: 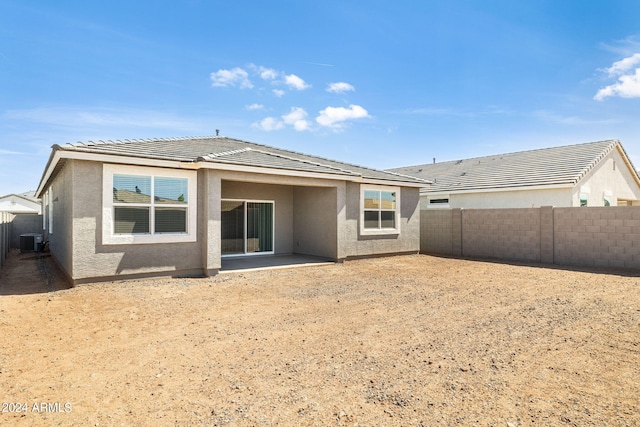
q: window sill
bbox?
[103,233,196,245]
[360,228,401,236]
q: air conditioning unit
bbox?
[20,233,43,253]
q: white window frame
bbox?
[360,184,401,236]
[102,164,197,245]
[427,195,450,209]
[48,187,53,235]
[579,192,588,207]
[42,191,47,230]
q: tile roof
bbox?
[388,140,632,192]
[54,136,426,184]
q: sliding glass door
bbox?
[221,200,274,255]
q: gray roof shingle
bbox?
[388,140,634,192]
[53,136,426,185]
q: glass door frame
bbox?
[221,198,275,257]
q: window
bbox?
[428,197,450,208]
[42,191,47,230]
[103,165,196,244]
[361,185,400,235]
[579,193,588,207]
[48,187,53,234]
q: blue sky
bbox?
[1,0,640,196]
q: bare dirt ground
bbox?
[1,250,639,426]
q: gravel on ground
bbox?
[1,251,639,426]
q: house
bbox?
[0,191,42,214]
[35,136,427,284]
[388,140,640,209]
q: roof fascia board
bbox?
[359,178,427,188]
[196,161,361,181]
[36,150,62,198]
[200,162,426,186]
[36,151,194,197]
[420,183,574,195]
[614,143,640,188]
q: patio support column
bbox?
[335,181,347,260]
[200,170,221,276]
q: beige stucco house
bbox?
[389,140,640,209]
[35,136,427,285]
[0,192,42,214]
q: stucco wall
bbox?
[422,187,572,209]
[199,170,221,274]
[292,185,338,259]
[47,160,74,280]
[71,160,203,283]
[573,149,640,206]
[341,183,420,258]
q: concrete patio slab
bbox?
[220,254,334,273]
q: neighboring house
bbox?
[0,191,42,214]
[35,136,427,284]
[388,140,640,209]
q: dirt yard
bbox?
[0,250,639,426]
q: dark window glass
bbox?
[155,208,187,233]
[114,207,150,234]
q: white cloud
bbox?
[282,107,310,131]
[327,82,355,93]
[210,67,253,88]
[604,53,640,77]
[259,67,278,80]
[595,67,640,101]
[272,89,285,97]
[595,53,640,101]
[253,117,284,131]
[252,107,311,132]
[246,103,264,111]
[316,105,370,128]
[284,74,310,90]
[249,64,279,80]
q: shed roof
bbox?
[388,140,639,193]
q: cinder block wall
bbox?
[420,209,455,255]
[554,206,640,269]
[10,214,43,249]
[422,206,640,270]
[462,208,541,262]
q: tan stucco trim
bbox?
[420,183,574,196]
[615,143,640,188]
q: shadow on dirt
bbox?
[0,249,71,295]
[426,253,640,278]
